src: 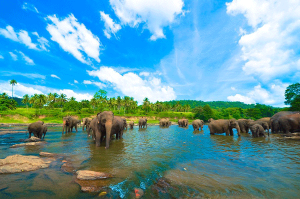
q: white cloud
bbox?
[9,52,17,61]
[0,55,4,59]
[46,14,101,64]
[51,74,60,79]
[109,0,184,40]
[87,66,176,103]
[227,94,255,104]
[83,80,106,88]
[1,71,45,79]
[0,81,93,101]
[100,11,121,39]
[227,81,288,106]
[0,26,49,50]
[22,2,39,13]
[18,51,35,65]
[74,80,78,83]
[231,87,236,91]
[139,72,150,76]
[226,0,300,80]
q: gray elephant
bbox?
[237,119,253,134]
[160,118,171,127]
[192,119,204,131]
[82,118,91,131]
[28,121,47,139]
[87,117,97,139]
[208,119,241,136]
[122,118,128,130]
[278,113,300,136]
[139,117,147,129]
[178,119,188,127]
[247,120,270,135]
[62,116,81,133]
[129,121,134,129]
[111,116,125,139]
[250,124,266,137]
[270,111,299,133]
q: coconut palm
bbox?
[22,94,30,110]
[10,79,17,98]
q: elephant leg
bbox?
[95,129,101,147]
[75,125,78,133]
[229,128,234,136]
[225,129,230,136]
[29,131,32,138]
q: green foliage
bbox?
[285,83,300,111]
[63,100,83,112]
[0,94,17,111]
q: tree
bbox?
[202,104,214,121]
[22,94,30,109]
[285,83,300,110]
[10,79,17,98]
[143,97,150,113]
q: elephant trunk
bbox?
[105,121,113,149]
[236,125,241,136]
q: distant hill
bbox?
[9,97,24,107]
[164,100,256,109]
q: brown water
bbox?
[0,125,300,198]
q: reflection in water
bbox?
[0,125,300,198]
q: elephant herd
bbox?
[26,111,300,149]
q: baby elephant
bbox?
[250,124,266,138]
[129,121,134,129]
[28,121,47,139]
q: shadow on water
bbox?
[1,125,300,198]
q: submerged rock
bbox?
[39,152,59,157]
[0,154,52,174]
[75,179,111,193]
[22,137,42,142]
[76,170,112,180]
[61,161,75,173]
[10,142,45,148]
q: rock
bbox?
[10,142,45,148]
[75,179,111,193]
[76,170,112,180]
[39,152,58,157]
[22,137,42,142]
[61,161,75,173]
[0,154,52,174]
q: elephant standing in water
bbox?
[178,119,188,127]
[250,124,266,137]
[139,117,147,129]
[278,113,300,136]
[28,121,47,139]
[237,119,253,134]
[247,120,270,135]
[192,119,204,131]
[159,118,171,127]
[129,121,134,129]
[122,118,128,130]
[82,118,91,131]
[62,116,81,133]
[208,119,241,136]
[87,117,97,139]
[270,111,299,133]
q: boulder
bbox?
[76,170,112,180]
[75,179,111,193]
[10,142,45,148]
[0,154,52,174]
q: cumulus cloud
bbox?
[0,26,49,50]
[87,66,176,103]
[51,74,60,79]
[109,0,184,40]
[46,14,101,64]
[227,81,288,106]
[0,81,93,101]
[9,52,17,61]
[74,80,78,84]
[22,2,39,13]
[100,11,121,39]
[139,72,150,76]
[83,80,106,88]
[226,0,300,80]
[18,51,35,65]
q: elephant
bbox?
[278,113,300,136]
[93,111,114,148]
[208,118,214,123]
[62,116,81,133]
[122,118,128,130]
[208,119,241,136]
[270,111,299,133]
[247,120,270,135]
[256,117,271,127]
[178,119,188,127]
[159,118,171,127]
[250,124,266,137]
[28,121,47,139]
[139,117,147,129]
[129,121,134,129]
[192,119,204,131]
[237,119,253,134]
[111,116,125,139]
[82,118,91,131]
[87,117,97,139]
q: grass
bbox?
[0,108,196,124]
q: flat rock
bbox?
[39,152,59,157]
[0,154,52,174]
[61,161,75,173]
[75,179,110,193]
[10,142,45,148]
[76,170,112,180]
[22,137,42,142]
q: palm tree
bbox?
[53,93,59,103]
[0,93,8,99]
[123,96,130,114]
[70,97,76,101]
[58,93,67,111]
[22,94,30,110]
[36,94,47,109]
[117,96,122,114]
[10,79,17,98]
[143,97,150,113]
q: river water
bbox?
[0,125,300,198]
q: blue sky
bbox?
[0,0,299,107]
